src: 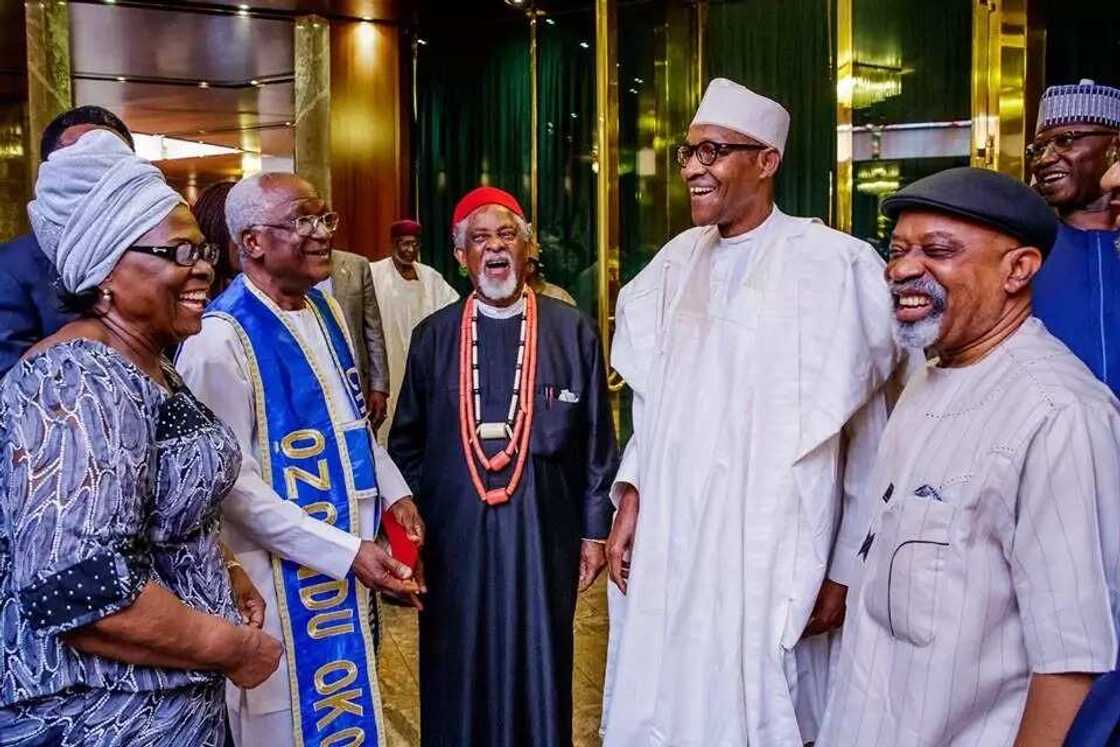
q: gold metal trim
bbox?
[834,0,853,233]
[594,0,619,363]
[970,0,1029,178]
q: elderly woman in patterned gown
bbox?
[0,129,282,745]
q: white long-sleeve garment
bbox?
[176,288,410,731]
[369,257,459,443]
[602,208,905,746]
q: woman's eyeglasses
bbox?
[129,241,219,267]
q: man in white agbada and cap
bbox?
[601,78,909,745]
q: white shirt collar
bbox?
[476,294,526,319]
[717,204,779,246]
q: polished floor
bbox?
[377,575,611,746]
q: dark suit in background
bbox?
[328,249,390,400]
[0,233,77,378]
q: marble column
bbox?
[25,0,72,181]
[294,14,331,204]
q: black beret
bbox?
[881,167,1060,257]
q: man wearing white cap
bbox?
[1030,80,1120,399]
[602,78,907,745]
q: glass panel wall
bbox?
[849,0,972,254]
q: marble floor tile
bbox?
[376,575,610,746]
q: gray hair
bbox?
[225,171,295,249]
[451,206,532,250]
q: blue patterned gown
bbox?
[0,340,241,746]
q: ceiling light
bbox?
[198,81,209,88]
[104,0,116,4]
[504,0,527,6]
[250,79,261,86]
[416,38,428,46]
[284,121,293,126]
[579,41,590,49]
[361,15,372,21]
[634,77,644,84]
[133,134,241,162]
[115,76,127,82]
[544,18,555,25]
[237,9,249,16]
[237,3,249,8]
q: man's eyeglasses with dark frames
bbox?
[255,212,341,238]
[676,140,768,168]
[129,241,219,267]
[1025,130,1117,162]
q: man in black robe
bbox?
[389,186,617,746]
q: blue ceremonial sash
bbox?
[206,275,384,746]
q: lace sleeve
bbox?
[2,342,159,635]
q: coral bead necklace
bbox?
[457,288,538,505]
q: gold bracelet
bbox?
[225,558,243,571]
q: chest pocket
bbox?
[531,383,580,457]
[862,489,959,647]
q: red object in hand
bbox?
[381,510,420,571]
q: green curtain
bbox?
[1042,1,1120,89]
[852,0,971,126]
[536,7,598,317]
[414,20,532,292]
[704,0,836,223]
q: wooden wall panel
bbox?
[330,20,406,261]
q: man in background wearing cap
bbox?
[318,248,391,428]
[0,105,134,377]
[602,78,905,745]
[369,218,458,443]
[389,186,616,747]
[817,167,1120,747]
[1030,80,1120,398]
[526,238,577,306]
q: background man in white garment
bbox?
[369,218,458,443]
[602,78,907,746]
[177,173,425,747]
[817,167,1120,747]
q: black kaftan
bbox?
[389,296,617,747]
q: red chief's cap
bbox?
[451,186,525,226]
[390,219,422,238]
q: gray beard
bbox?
[892,312,943,350]
[478,272,519,304]
[890,275,948,351]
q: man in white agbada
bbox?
[601,78,907,746]
[817,167,1120,747]
[177,173,426,747]
[369,218,458,443]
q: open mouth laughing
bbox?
[483,253,512,280]
[178,288,208,314]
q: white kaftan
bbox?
[369,258,459,443]
[176,281,410,747]
[817,318,1120,747]
[603,207,906,746]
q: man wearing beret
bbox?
[388,187,617,746]
[817,167,1120,746]
[369,219,458,443]
[1030,80,1120,398]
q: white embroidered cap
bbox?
[690,78,791,156]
